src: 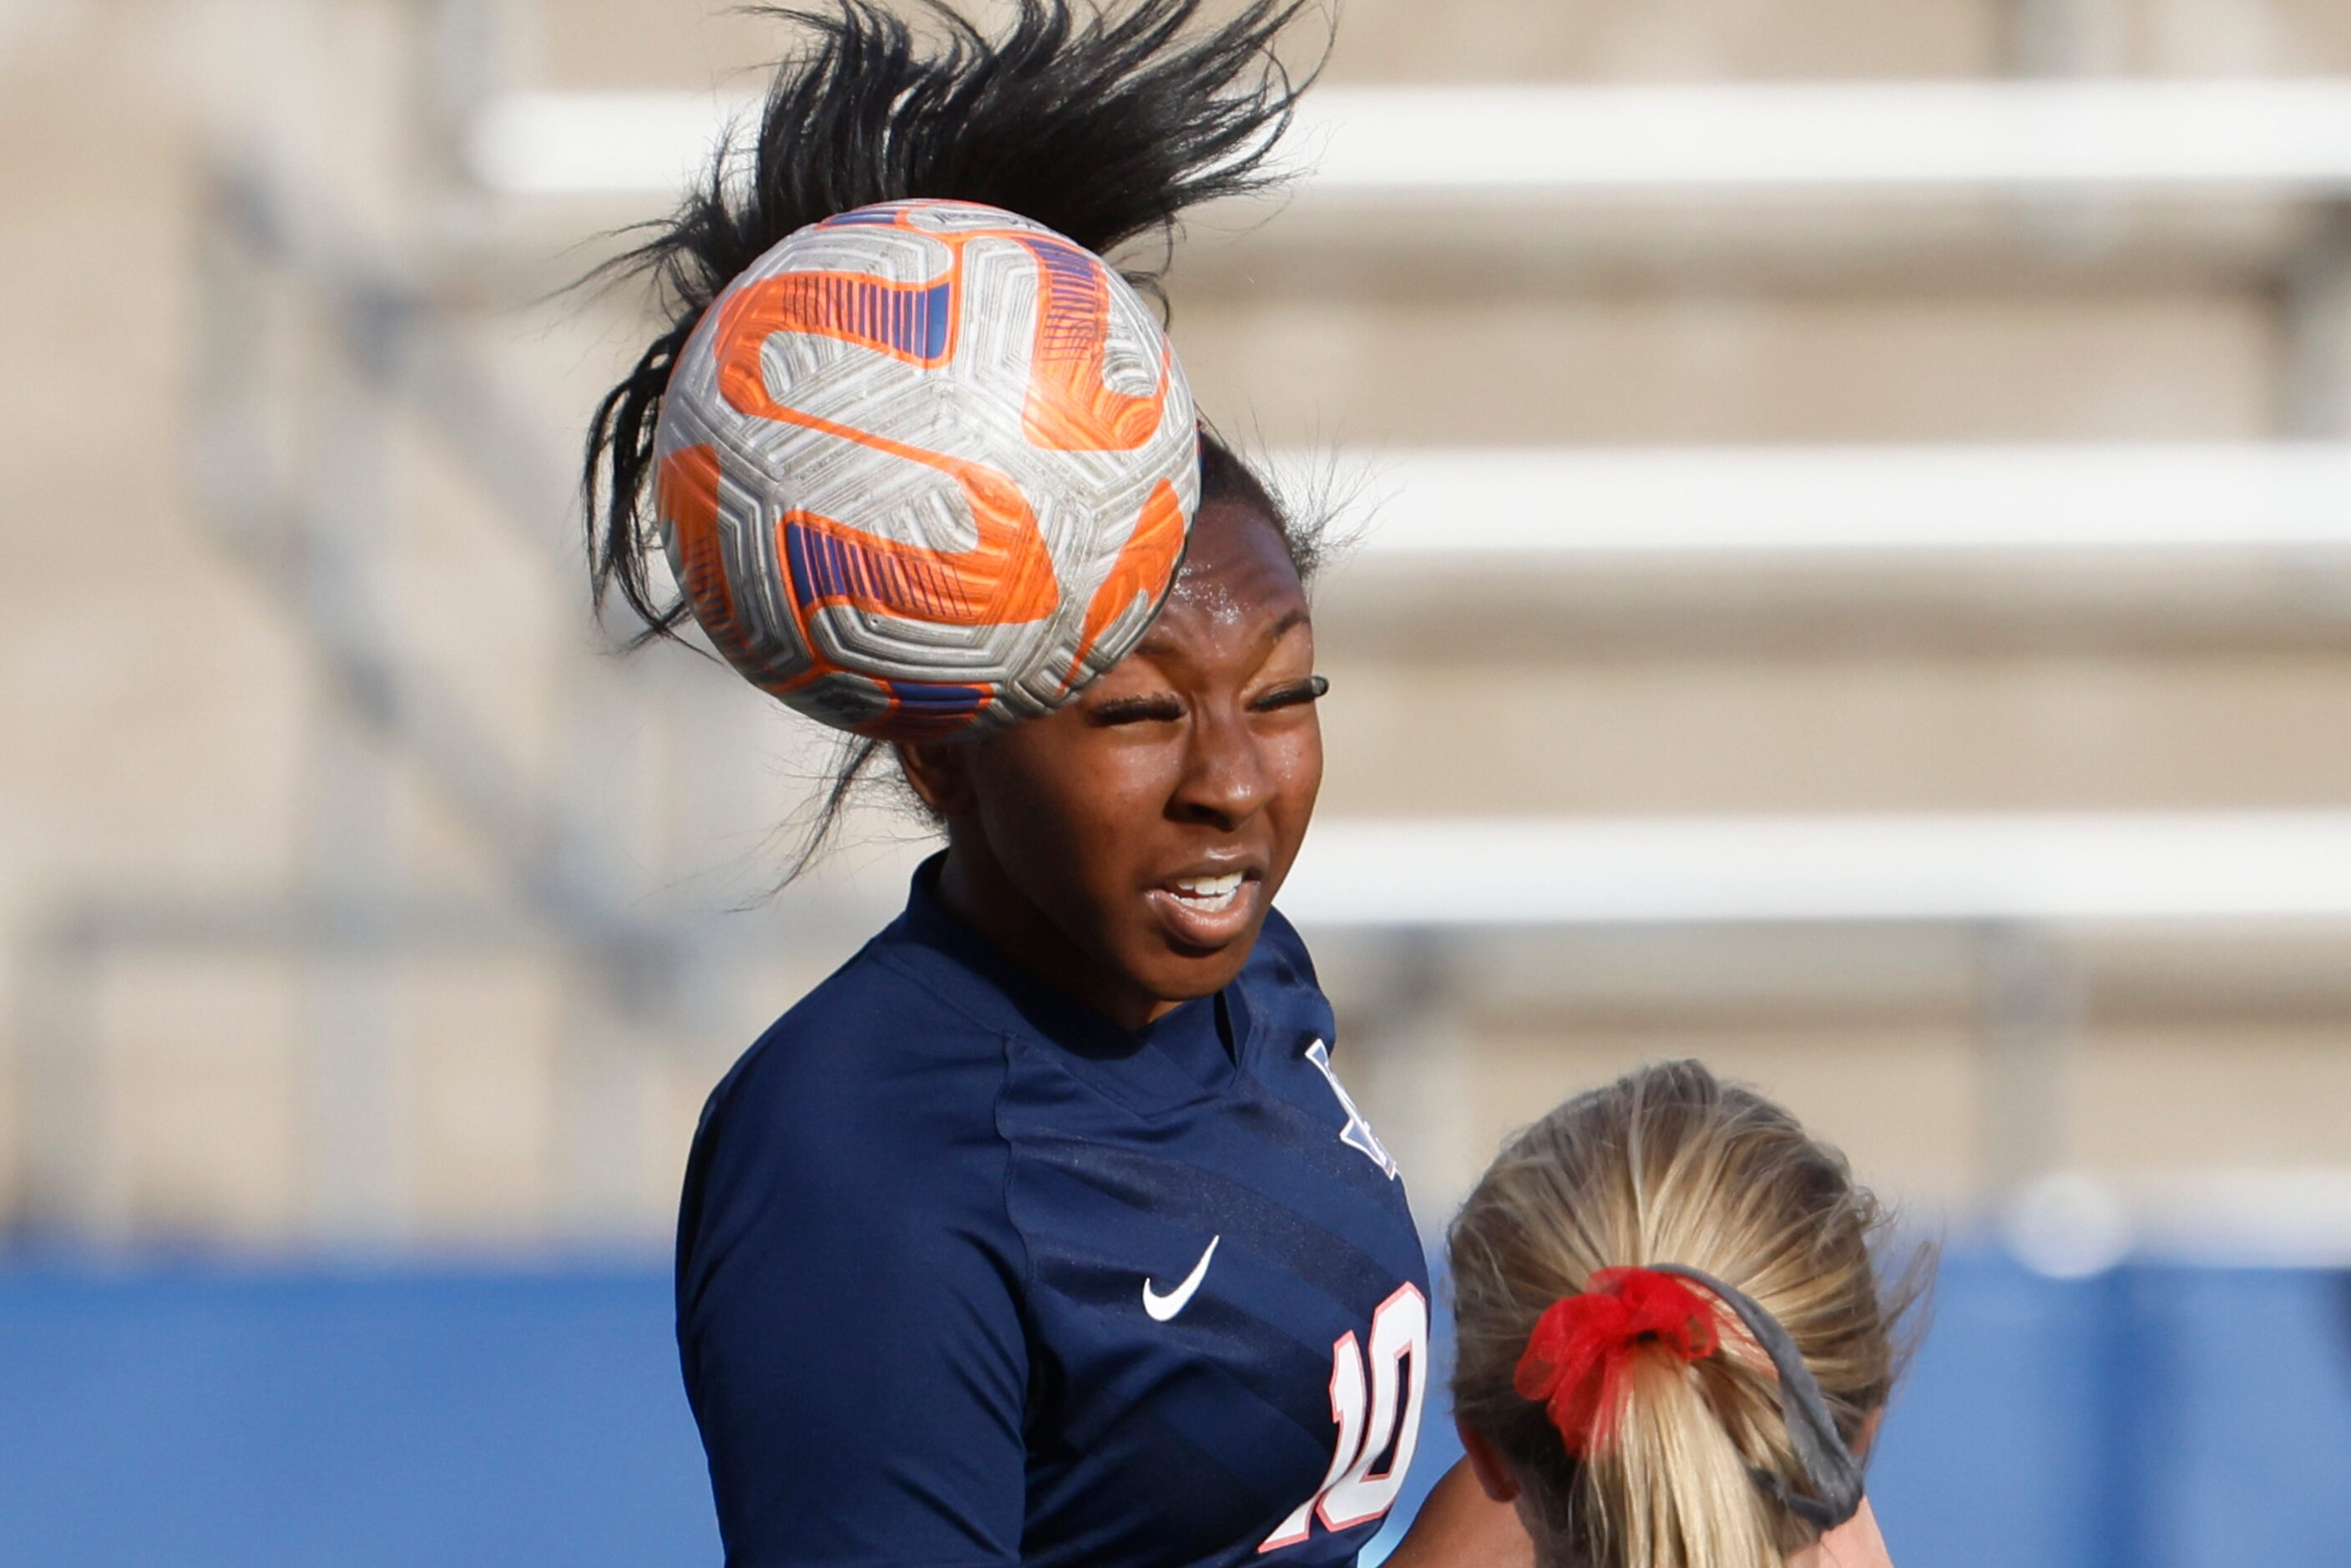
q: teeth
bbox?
[1169,873,1245,911]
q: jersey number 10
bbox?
[1257,1283,1429,1553]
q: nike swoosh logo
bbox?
[1141,1235,1221,1323]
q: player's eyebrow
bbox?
[1264,607,1310,644]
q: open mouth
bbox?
[1147,867,1264,948]
[1165,872,1246,913]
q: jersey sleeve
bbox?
[675,1021,1030,1565]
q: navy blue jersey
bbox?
[676,858,1430,1565]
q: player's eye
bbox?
[1089,693,1186,726]
[1251,675,1329,713]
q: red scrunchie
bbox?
[1513,1267,1722,1456]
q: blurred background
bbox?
[5,0,2351,1562]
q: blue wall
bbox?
[3,1251,2347,1566]
[0,1265,716,1567]
[1866,1254,2351,1568]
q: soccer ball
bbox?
[651,198,1199,739]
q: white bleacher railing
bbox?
[1279,812,2351,927]
[469,80,2351,199]
[1299,444,2351,560]
[1296,81,2351,195]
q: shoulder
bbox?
[688,935,1016,1207]
[676,933,1031,1348]
[1249,903,1322,989]
[672,942,1035,1561]
[1240,903,1339,1057]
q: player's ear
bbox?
[895,738,977,817]
[1454,1419,1521,1503]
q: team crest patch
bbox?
[1303,1039,1398,1181]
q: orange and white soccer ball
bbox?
[652,199,1199,739]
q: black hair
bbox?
[584,0,1330,643]
[579,0,1332,877]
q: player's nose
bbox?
[1170,699,1272,830]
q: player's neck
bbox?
[933,845,1176,1032]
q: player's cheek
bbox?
[1267,727,1323,843]
[1012,734,1122,858]
[1065,776,1160,915]
[1282,725,1325,802]
[1088,746,1186,855]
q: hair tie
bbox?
[1654,1265,1868,1533]
[1512,1264,1868,1534]
[1512,1267,1720,1457]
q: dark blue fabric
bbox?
[675,860,1429,1566]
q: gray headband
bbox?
[1654,1264,1867,1533]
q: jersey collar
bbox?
[887,853,1250,1093]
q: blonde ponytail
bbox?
[1447,1060,1919,1568]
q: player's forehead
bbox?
[1135,498,1307,656]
